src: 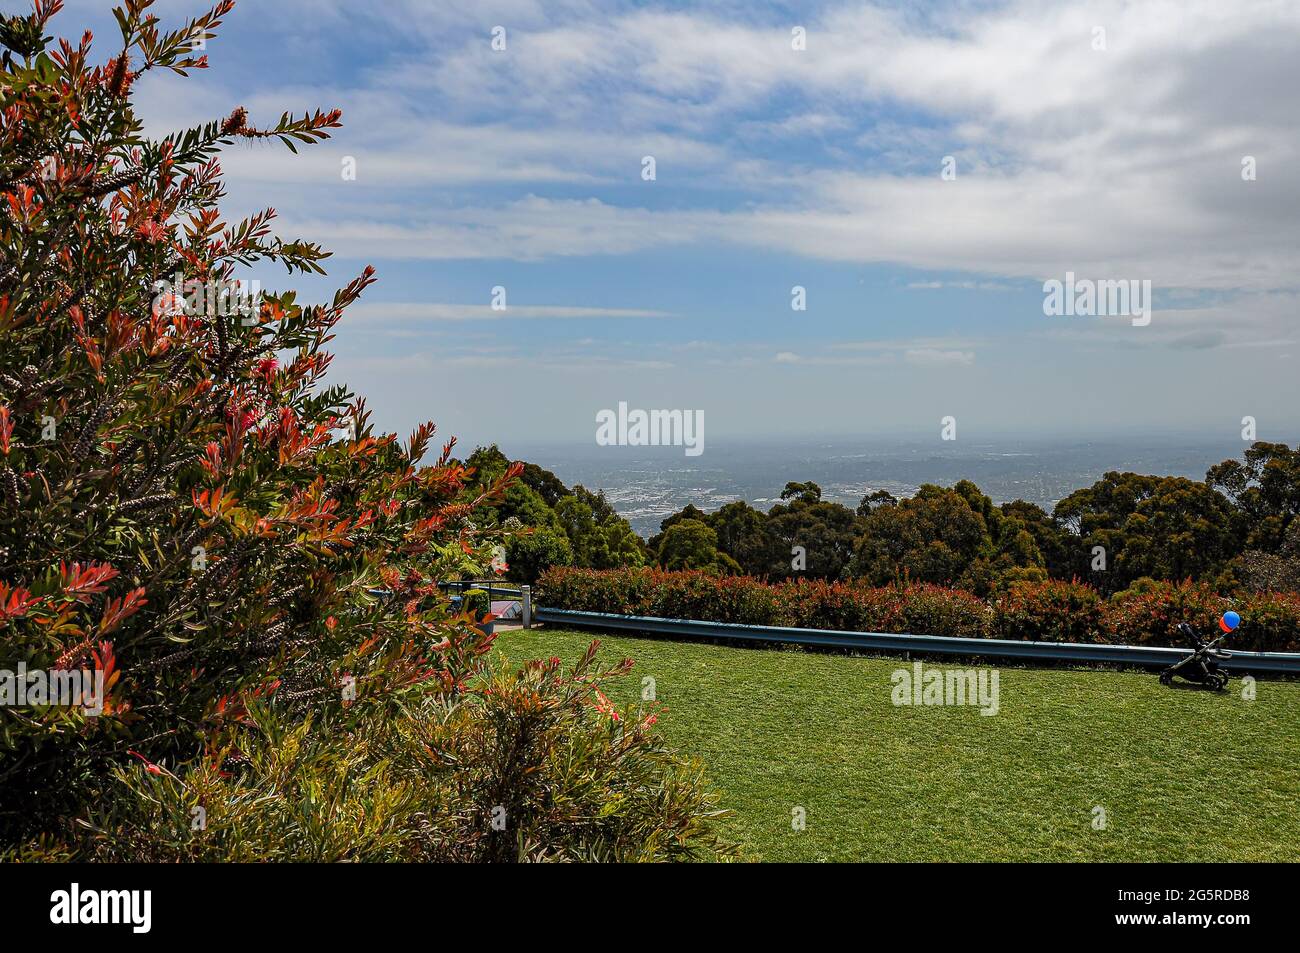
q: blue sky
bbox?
[60,0,1300,449]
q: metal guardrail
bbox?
[438,580,530,626]
[438,580,524,599]
[533,607,1300,674]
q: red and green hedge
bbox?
[536,568,1300,652]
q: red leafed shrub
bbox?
[774,579,899,631]
[0,0,520,837]
[894,583,992,638]
[1,1,730,861]
[991,579,1106,644]
[1100,580,1229,647]
[538,568,993,637]
[1230,591,1300,652]
[656,571,781,624]
[1101,580,1299,651]
[538,568,1298,652]
[536,566,656,614]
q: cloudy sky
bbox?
[64,0,1300,448]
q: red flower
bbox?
[127,750,163,775]
[592,687,621,722]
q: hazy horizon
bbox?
[489,431,1263,537]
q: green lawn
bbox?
[495,626,1300,862]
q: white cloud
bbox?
[134,2,1300,296]
[347,302,675,322]
[771,337,979,367]
[903,348,976,367]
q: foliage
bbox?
[13,646,733,862]
[999,499,1074,578]
[1206,442,1300,552]
[464,445,645,580]
[538,567,992,637]
[656,518,741,574]
[762,488,860,580]
[505,528,572,586]
[1055,472,1238,592]
[537,567,1297,651]
[489,442,1300,607]
[1100,579,1228,647]
[709,499,780,574]
[555,488,647,570]
[990,578,1105,643]
[849,481,1044,593]
[461,587,490,623]
[0,0,725,859]
[894,582,992,638]
[775,578,900,631]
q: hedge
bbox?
[535,568,1300,652]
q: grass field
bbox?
[495,626,1300,862]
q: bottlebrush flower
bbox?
[127,750,164,776]
[592,687,621,722]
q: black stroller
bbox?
[1158,617,1238,690]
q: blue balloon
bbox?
[1221,610,1241,632]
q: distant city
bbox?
[503,433,1260,537]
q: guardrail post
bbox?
[522,585,532,629]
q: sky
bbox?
[58,0,1300,450]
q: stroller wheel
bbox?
[1212,672,1229,691]
[1158,671,1172,686]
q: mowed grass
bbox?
[495,626,1300,862]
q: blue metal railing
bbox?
[532,607,1300,674]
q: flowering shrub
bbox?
[991,579,1105,643]
[0,0,512,834]
[0,0,728,860]
[1100,580,1229,646]
[776,578,897,631]
[538,568,1299,652]
[7,641,732,863]
[1230,590,1300,652]
[895,583,992,638]
[538,569,992,636]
